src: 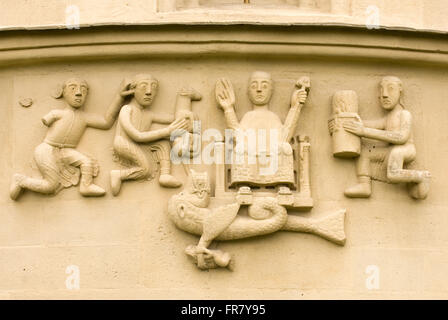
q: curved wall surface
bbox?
[0,23,448,299]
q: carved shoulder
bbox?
[400,109,413,122]
[118,104,132,117]
[41,109,65,126]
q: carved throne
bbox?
[213,135,313,210]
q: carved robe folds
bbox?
[230,109,295,187]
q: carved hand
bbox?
[343,120,365,137]
[291,89,308,109]
[119,78,134,97]
[215,78,236,111]
[291,76,311,108]
[168,117,189,136]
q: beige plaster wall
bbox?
[0,25,447,299]
[0,0,448,32]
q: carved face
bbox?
[380,79,401,110]
[248,76,273,106]
[133,79,158,107]
[184,169,211,208]
[63,80,88,108]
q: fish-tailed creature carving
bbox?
[168,170,346,270]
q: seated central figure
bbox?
[216,71,309,194]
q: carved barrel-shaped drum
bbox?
[331,90,361,158]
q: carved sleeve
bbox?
[118,106,170,143]
[85,94,124,129]
[363,110,412,145]
[41,110,63,127]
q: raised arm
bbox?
[344,110,412,145]
[85,79,131,129]
[86,93,125,129]
[282,79,309,142]
[222,108,240,130]
[215,78,240,130]
[41,110,63,127]
[119,106,188,143]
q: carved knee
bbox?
[386,164,402,183]
[44,179,60,194]
[387,170,397,182]
[386,151,403,183]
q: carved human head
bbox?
[130,74,159,107]
[248,71,273,106]
[380,76,403,110]
[61,78,89,108]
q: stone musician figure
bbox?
[110,74,192,196]
[340,76,431,199]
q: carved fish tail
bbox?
[282,209,346,246]
[216,197,288,240]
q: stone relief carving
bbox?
[172,87,202,159]
[9,71,432,271]
[329,76,431,200]
[110,74,201,196]
[167,72,347,271]
[168,170,346,270]
[329,90,361,158]
[19,98,33,108]
[215,72,309,198]
[10,78,127,200]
